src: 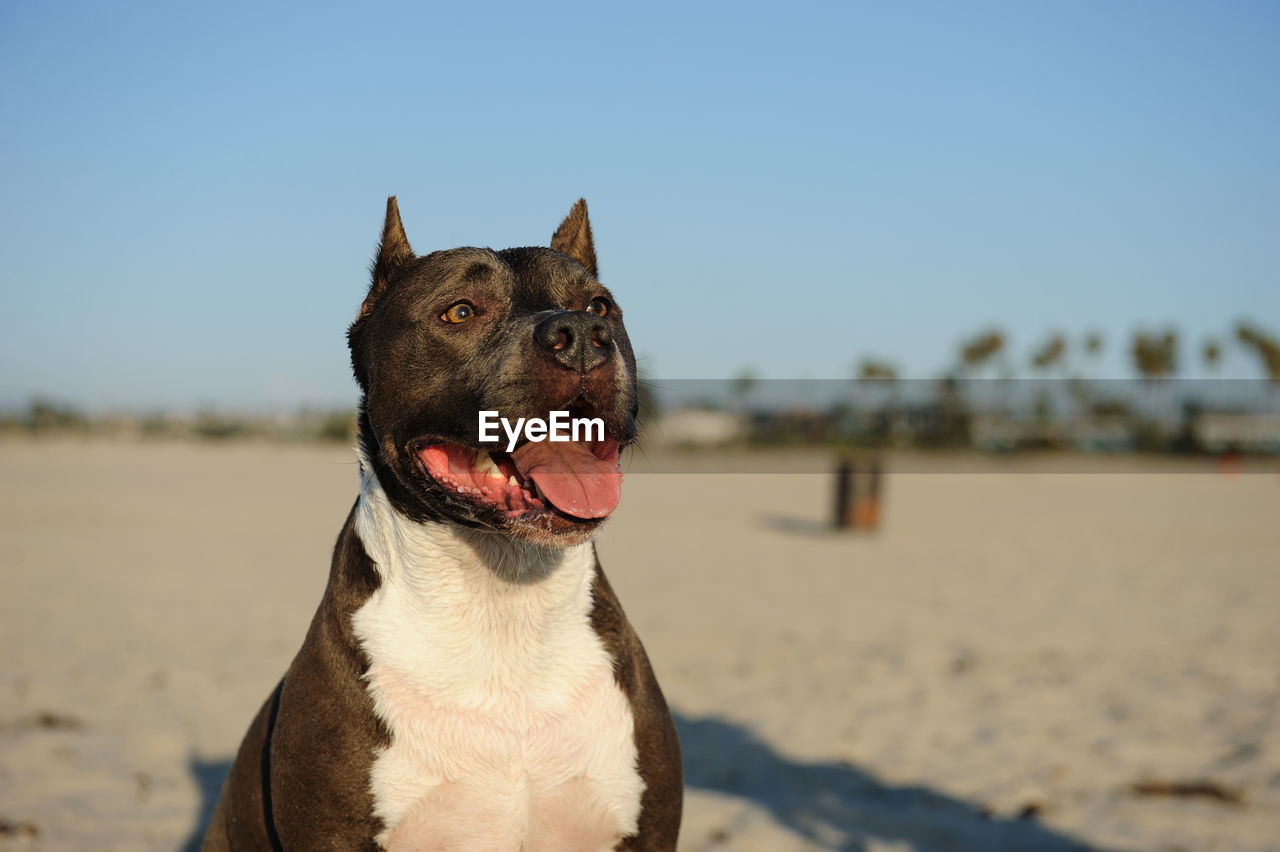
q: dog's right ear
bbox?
[360,196,414,320]
[551,198,598,279]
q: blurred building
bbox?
[1193,413,1280,454]
[650,408,747,447]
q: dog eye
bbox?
[441,302,476,324]
[586,298,610,317]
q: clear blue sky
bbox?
[2,1,1277,410]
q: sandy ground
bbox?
[1,439,1278,851]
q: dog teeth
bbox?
[508,475,519,488]
[474,451,504,480]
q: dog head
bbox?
[348,198,638,545]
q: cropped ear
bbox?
[361,196,414,319]
[550,198,598,278]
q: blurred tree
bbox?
[1031,333,1068,372]
[1201,339,1222,372]
[856,359,898,381]
[317,410,357,442]
[956,328,1008,414]
[1030,333,1068,422]
[732,366,759,411]
[958,329,1006,373]
[855,358,900,440]
[1084,331,1104,358]
[1130,329,1180,446]
[1130,330,1179,380]
[26,397,87,434]
[1234,322,1280,382]
[1072,331,1105,415]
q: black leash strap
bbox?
[261,678,285,851]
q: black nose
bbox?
[534,311,613,372]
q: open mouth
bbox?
[416,438,622,522]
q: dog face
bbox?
[348,198,638,545]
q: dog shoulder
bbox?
[589,556,684,849]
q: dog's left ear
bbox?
[551,198,598,278]
[349,197,413,389]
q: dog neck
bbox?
[351,447,601,707]
[353,445,592,584]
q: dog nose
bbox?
[534,311,612,372]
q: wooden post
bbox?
[855,459,882,530]
[834,459,855,529]
[835,458,884,531]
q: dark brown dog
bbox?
[203,198,682,850]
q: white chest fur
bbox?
[351,461,644,851]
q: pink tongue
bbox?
[510,442,621,519]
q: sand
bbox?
[1,439,1277,850]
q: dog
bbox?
[202,198,682,850]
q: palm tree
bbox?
[857,359,898,381]
[1030,333,1068,423]
[855,358,899,441]
[957,328,1007,413]
[1235,322,1280,411]
[732,366,759,412]
[1130,330,1178,381]
[1202,339,1222,372]
[1031,333,1068,372]
[1073,331,1105,416]
[959,329,1006,373]
[1131,329,1179,427]
[1235,322,1280,382]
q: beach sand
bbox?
[1,439,1277,850]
